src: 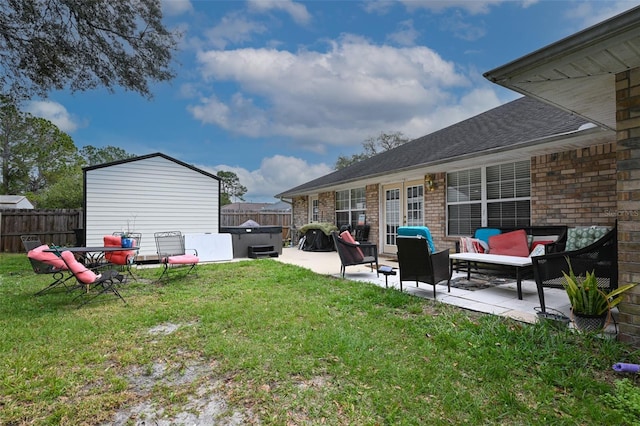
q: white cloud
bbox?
[161,0,193,16]
[204,12,268,49]
[564,1,638,29]
[189,36,483,151]
[387,19,420,46]
[201,155,333,202]
[247,0,312,25]
[399,0,505,15]
[24,100,83,133]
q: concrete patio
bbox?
[274,246,575,326]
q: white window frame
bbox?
[446,160,531,236]
[309,196,319,222]
[335,187,366,229]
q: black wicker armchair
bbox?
[396,236,451,298]
[331,231,379,277]
[531,225,617,312]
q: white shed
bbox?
[83,153,224,260]
[0,195,34,209]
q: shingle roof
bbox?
[276,97,589,198]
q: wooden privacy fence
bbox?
[1,209,292,253]
[220,211,293,242]
[0,209,84,253]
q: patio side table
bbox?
[378,265,397,288]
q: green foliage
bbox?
[602,379,640,424]
[0,99,78,196]
[217,170,247,205]
[0,0,178,100]
[27,168,84,208]
[79,145,135,166]
[335,131,409,170]
[562,264,637,315]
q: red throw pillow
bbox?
[488,229,529,257]
[340,231,364,262]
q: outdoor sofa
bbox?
[450,226,568,299]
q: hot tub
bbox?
[220,226,283,258]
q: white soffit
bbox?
[484,6,640,131]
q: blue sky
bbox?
[24,0,638,202]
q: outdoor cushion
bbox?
[103,235,132,265]
[530,240,553,251]
[529,244,546,257]
[474,228,501,245]
[488,229,529,257]
[565,226,611,251]
[340,230,364,262]
[28,244,67,270]
[61,250,99,284]
[397,226,436,253]
[166,254,199,265]
[459,237,488,253]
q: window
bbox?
[447,160,530,235]
[336,188,366,229]
[310,197,319,222]
[406,185,424,226]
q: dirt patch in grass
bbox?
[107,322,256,425]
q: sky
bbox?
[24,0,639,203]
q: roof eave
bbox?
[483,6,640,85]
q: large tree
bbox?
[80,145,135,166]
[335,131,410,170]
[29,145,136,208]
[0,0,178,101]
[217,170,247,206]
[0,99,78,195]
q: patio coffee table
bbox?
[449,252,532,300]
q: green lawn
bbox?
[1,253,639,425]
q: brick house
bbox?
[277,96,615,255]
[277,6,640,345]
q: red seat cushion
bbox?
[61,250,98,284]
[28,245,67,270]
[166,254,199,265]
[103,235,132,265]
[488,229,530,257]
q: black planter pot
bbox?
[571,310,608,332]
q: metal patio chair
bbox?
[104,232,142,281]
[56,249,125,307]
[21,235,75,295]
[154,231,200,281]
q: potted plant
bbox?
[562,266,636,332]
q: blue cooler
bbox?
[397,226,436,253]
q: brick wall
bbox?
[531,143,617,227]
[616,68,640,346]
[424,173,450,251]
[317,191,335,224]
[365,184,379,243]
[292,196,308,229]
